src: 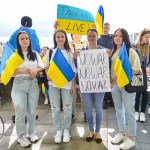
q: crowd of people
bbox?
[0,15,150,150]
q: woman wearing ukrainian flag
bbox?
[111,28,141,149]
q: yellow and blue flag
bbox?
[95,5,104,36]
[47,48,75,88]
[0,42,23,85]
[114,43,132,88]
[57,4,95,35]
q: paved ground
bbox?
[0,98,150,150]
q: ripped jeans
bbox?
[48,85,73,130]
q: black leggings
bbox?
[135,90,148,113]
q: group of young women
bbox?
[9,26,150,150]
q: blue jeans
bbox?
[82,92,104,132]
[48,85,73,130]
[11,77,39,138]
[111,84,136,136]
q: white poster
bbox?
[147,75,150,91]
[77,49,111,93]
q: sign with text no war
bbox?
[77,49,111,93]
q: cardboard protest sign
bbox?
[77,49,111,93]
[57,4,95,35]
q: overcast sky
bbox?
[0,0,149,47]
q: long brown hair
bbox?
[136,28,150,57]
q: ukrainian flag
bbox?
[95,5,104,36]
[0,42,23,85]
[114,43,132,88]
[47,48,75,88]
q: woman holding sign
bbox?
[74,28,107,143]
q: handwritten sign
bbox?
[57,4,95,35]
[77,49,111,93]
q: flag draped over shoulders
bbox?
[0,42,23,85]
[47,48,75,88]
[114,43,132,88]
[9,26,40,53]
[95,5,104,36]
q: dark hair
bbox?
[71,34,73,39]
[53,30,70,51]
[113,28,131,55]
[87,28,98,36]
[21,16,32,27]
[16,31,36,61]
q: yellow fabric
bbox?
[47,61,68,88]
[114,57,130,88]
[1,51,23,85]
[57,19,94,35]
[95,13,103,36]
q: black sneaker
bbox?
[84,113,87,122]
[103,100,110,109]
[12,115,15,123]
[109,100,114,107]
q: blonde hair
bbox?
[136,28,150,57]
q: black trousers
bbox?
[135,90,148,113]
[103,92,113,101]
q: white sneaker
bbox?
[148,107,150,114]
[27,133,38,142]
[17,135,31,147]
[140,112,146,122]
[135,112,139,121]
[44,98,48,104]
[119,138,135,150]
[63,129,71,143]
[54,130,62,143]
[111,133,126,144]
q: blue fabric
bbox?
[9,26,41,53]
[11,77,39,138]
[111,84,136,136]
[48,85,73,130]
[82,92,104,132]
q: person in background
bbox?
[45,29,76,143]
[69,34,87,122]
[10,16,40,123]
[111,28,141,150]
[11,31,44,147]
[97,22,114,109]
[134,28,150,122]
[0,44,3,104]
[0,43,3,63]
[40,46,49,104]
[9,16,41,53]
